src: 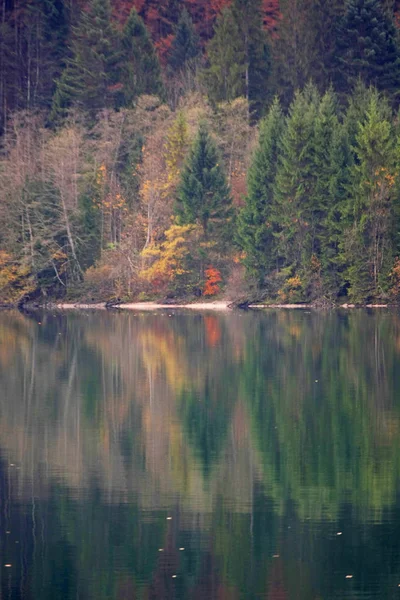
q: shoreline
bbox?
[1,300,391,311]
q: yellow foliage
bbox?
[278,274,302,303]
[0,252,35,303]
[141,223,199,285]
[164,112,188,187]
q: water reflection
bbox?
[1,309,400,598]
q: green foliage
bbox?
[203,7,246,103]
[50,0,120,121]
[176,122,232,241]
[120,9,164,105]
[204,0,270,116]
[334,0,400,103]
[237,98,284,286]
[168,8,201,73]
[343,91,397,300]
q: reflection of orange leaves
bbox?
[204,266,222,296]
[204,315,221,347]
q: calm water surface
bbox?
[1,309,400,599]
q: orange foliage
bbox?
[204,315,222,346]
[204,266,222,296]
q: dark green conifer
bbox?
[204,0,270,116]
[237,99,284,286]
[334,0,400,103]
[273,84,320,273]
[344,91,397,300]
[121,9,164,105]
[168,8,201,73]
[176,122,232,239]
[50,0,119,121]
[203,7,246,103]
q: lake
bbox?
[1,309,400,599]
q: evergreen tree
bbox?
[272,0,319,106]
[204,0,270,116]
[203,7,246,103]
[273,85,320,276]
[231,0,271,117]
[168,8,201,73]
[237,99,284,286]
[121,9,164,105]
[322,122,353,296]
[50,0,120,121]
[344,91,397,301]
[0,0,69,130]
[334,0,400,103]
[176,122,232,239]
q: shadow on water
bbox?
[1,309,400,598]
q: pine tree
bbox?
[334,0,400,103]
[168,8,201,73]
[203,7,246,103]
[50,0,120,121]
[237,98,284,286]
[176,122,232,239]
[121,9,164,105]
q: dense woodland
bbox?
[2,0,400,304]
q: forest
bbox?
[2,0,400,305]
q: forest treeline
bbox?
[2,0,400,304]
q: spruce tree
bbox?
[203,7,246,103]
[176,122,232,239]
[273,85,320,275]
[231,0,271,117]
[334,0,400,103]
[50,0,120,120]
[168,9,201,74]
[237,99,284,286]
[344,91,397,301]
[204,0,270,116]
[121,9,164,105]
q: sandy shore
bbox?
[53,301,233,311]
[17,301,390,311]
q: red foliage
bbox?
[262,0,281,34]
[185,0,231,39]
[111,0,281,55]
[204,266,222,296]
